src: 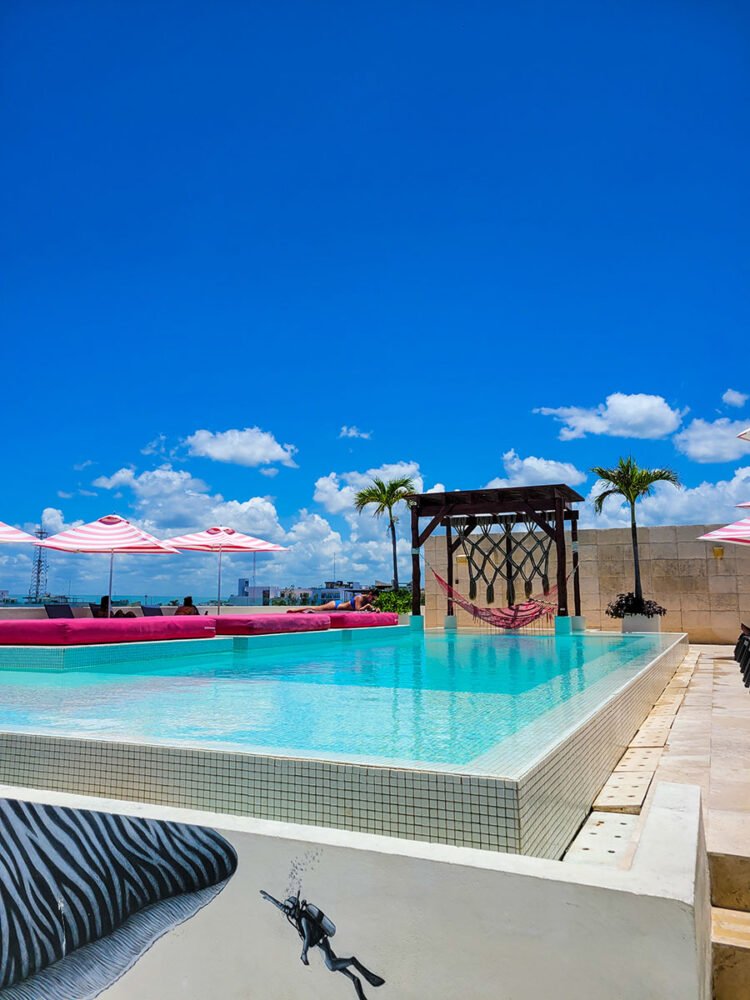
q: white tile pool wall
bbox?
[0,632,688,858]
[518,633,688,856]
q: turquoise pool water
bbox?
[0,631,678,770]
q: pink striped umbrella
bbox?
[698,519,750,546]
[41,514,179,616]
[161,526,286,614]
[0,521,36,545]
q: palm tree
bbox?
[354,476,416,589]
[591,457,680,606]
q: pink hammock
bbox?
[432,570,557,630]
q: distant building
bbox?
[309,580,362,604]
[0,590,8,602]
[231,578,372,606]
[232,579,281,605]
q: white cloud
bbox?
[339,425,371,440]
[536,393,685,441]
[85,464,375,591]
[312,460,425,582]
[259,467,279,478]
[57,490,74,500]
[93,464,285,539]
[425,482,445,494]
[0,549,34,592]
[141,433,175,457]
[723,388,748,408]
[583,465,750,529]
[73,459,93,471]
[674,418,750,463]
[185,427,298,469]
[486,449,587,488]
[39,507,84,535]
[314,461,422,515]
[92,467,138,491]
[276,510,344,580]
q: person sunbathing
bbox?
[290,591,379,613]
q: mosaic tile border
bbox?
[0,633,687,857]
[0,733,521,852]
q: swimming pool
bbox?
[0,627,688,857]
[0,630,679,771]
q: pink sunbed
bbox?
[327,612,398,628]
[211,614,331,635]
[0,617,216,645]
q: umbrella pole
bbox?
[217,547,223,616]
[107,551,114,618]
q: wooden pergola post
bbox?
[571,510,581,617]
[445,518,454,617]
[554,495,568,617]
[410,503,421,617]
[504,518,514,606]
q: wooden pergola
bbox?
[407,484,585,619]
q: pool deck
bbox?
[564,643,750,999]
[646,645,750,898]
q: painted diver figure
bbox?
[260,890,386,999]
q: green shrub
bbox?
[375,588,412,614]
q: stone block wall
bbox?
[424,523,750,643]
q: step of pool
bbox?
[712,907,750,1000]
[710,850,750,913]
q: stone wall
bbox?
[423,523,750,643]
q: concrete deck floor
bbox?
[649,644,750,909]
[564,643,750,997]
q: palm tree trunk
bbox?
[389,514,399,590]
[630,502,643,605]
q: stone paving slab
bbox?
[614,747,663,772]
[564,812,639,866]
[593,772,653,813]
[630,718,674,747]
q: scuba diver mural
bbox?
[260,889,386,1000]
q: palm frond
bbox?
[591,486,623,514]
[354,476,417,517]
[590,457,680,512]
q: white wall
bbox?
[0,782,709,1000]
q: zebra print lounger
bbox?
[0,798,238,998]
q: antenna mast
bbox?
[28,527,48,602]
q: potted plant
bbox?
[591,457,681,633]
[605,592,667,633]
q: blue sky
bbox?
[1,2,748,595]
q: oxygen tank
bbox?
[305,903,336,937]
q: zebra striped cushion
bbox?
[0,798,237,994]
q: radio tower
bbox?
[28,527,48,603]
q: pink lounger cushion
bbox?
[327,612,398,628]
[212,614,331,635]
[0,617,216,646]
